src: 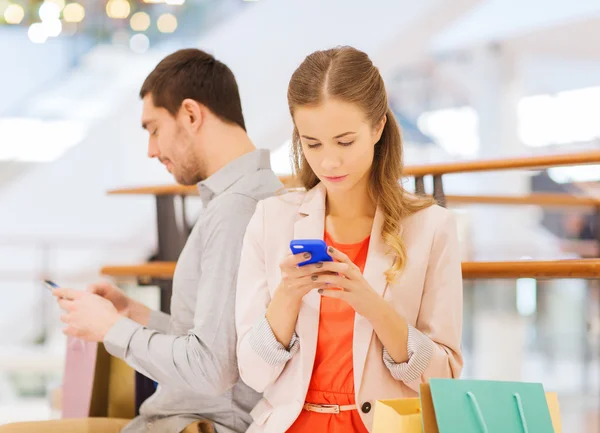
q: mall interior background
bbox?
[1,0,600,430]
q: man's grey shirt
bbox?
[104,149,282,433]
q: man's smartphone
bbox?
[43,280,60,291]
[290,239,333,266]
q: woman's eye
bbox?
[307,142,321,149]
[339,141,354,146]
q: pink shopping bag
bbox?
[61,337,110,418]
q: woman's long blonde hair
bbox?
[287,46,434,283]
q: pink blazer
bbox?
[235,183,463,433]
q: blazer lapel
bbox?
[353,206,398,393]
[293,184,327,384]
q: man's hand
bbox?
[88,282,151,326]
[53,288,122,342]
[87,282,131,316]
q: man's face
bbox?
[141,94,204,185]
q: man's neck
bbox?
[203,126,257,178]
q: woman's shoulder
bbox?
[404,203,456,230]
[259,188,307,213]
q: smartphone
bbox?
[290,239,333,266]
[43,279,60,291]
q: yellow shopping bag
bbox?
[372,398,422,433]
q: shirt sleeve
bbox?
[248,314,300,366]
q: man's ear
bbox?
[179,98,204,133]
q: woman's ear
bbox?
[374,114,387,143]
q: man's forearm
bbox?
[104,319,237,396]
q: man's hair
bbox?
[140,48,246,130]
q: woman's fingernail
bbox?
[318,289,323,294]
[316,262,323,268]
[303,253,311,259]
[327,246,334,254]
[311,275,318,281]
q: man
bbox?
[2,49,282,433]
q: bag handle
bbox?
[513,393,530,433]
[466,392,530,433]
[466,392,489,433]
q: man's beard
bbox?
[175,168,203,186]
[174,156,204,186]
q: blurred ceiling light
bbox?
[130,11,150,32]
[130,33,150,54]
[166,0,185,5]
[63,3,85,23]
[0,0,10,15]
[47,0,66,11]
[157,13,177,33]
[28,23,48,44]
[39,1,61,21]
[106,0,130,19]
[143,0,165,3]
[43,18,63,37]
[4,4,25,24]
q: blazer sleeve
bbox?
[382,209,464,391]
[235,201,297,392]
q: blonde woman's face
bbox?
[294,99,385,194]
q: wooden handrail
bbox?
[107,176,300,196]
[107,151,600,196]
[463,259,600,279]
[102,262,177,279]
[108,185,600,209]
[101,259,600,280]
[446,193,600,208]
[108,185,199,196]
[404,150,600,177]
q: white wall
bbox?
[0,28,91,114]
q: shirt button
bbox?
[361,402,372,414]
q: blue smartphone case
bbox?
[290,239,333,266]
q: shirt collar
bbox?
[197,149,271,206]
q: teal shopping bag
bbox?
[423,379,555,433]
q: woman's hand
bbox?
[275,252,349,303]
[316,246,385,320]
[266,251,349,347]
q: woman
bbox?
[235,46,463,433]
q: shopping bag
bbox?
[61,338,110,418]
[422,379,555,433]
[372,398,422,433]
[372,384,561,433]
[545,392,562,433]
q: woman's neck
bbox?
[325,178,376,218]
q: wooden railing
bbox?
[403,150,600,177]
[101,259,600,280]
[445,193,600,208]
[108,150,600,201]
[104,150,600,309]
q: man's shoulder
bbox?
[205,192,259,221]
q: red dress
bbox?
[286,232,371,433]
